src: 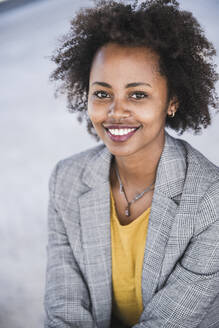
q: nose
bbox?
[108,98,130,119]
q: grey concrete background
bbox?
[0,0,218,327]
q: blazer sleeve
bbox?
[132,182,219,328]
[44,162,98,328]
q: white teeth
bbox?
[108,128,136,136]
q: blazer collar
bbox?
[82,130,187,199]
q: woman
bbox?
[44,1,219,327]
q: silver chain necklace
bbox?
[114,164,155,217]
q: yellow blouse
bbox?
[110,189,151,327]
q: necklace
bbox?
[114,164,155,217]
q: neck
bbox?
[113,133,165,188]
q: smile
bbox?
[108,128,136,135]
[104,126,140,142]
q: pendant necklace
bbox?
[114,164,155,217]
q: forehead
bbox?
[90,43,161,82]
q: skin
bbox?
[88,43,177,224]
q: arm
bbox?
[133,185,219,328]
[44,163,98,328]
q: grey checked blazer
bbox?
[44,130,219,328]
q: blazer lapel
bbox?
[141,192,178,306]
[141,131,187,307]
[79,147,113,327]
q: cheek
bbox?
[135,104,166,128]
[87,99,96,121]
[87,103,93,120]
[87,102,106,124]
[136,107,160,122]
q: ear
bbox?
[167,96,179,116]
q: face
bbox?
[88,43,177,158]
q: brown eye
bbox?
[131,91,148,99]
[93,90,111,99]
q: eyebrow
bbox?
[92,81,152,88]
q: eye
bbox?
[130,91,148,100]
[93,90,111,99]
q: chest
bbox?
[111,185,154,226]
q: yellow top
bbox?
[110,189,151,327]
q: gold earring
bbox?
[168,111,175,118]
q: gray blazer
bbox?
[44,130,219,328]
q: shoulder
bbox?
[48,143,106,196]
[177,135,219,191]
[162,132,219,197]
[54,143,105,173]
[173,136,219,228]
[180,138,219,177]
[171,135,219,185]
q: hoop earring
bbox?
[168,111,175,118]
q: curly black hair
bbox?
[51,0,218,139]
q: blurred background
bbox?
[0,0,218,327]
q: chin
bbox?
[104,143,141,158]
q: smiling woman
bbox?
[44,1,219,328]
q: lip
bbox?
[104,126,140,142]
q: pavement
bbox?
[0,0,218,327]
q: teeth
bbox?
[108,128,136,136]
